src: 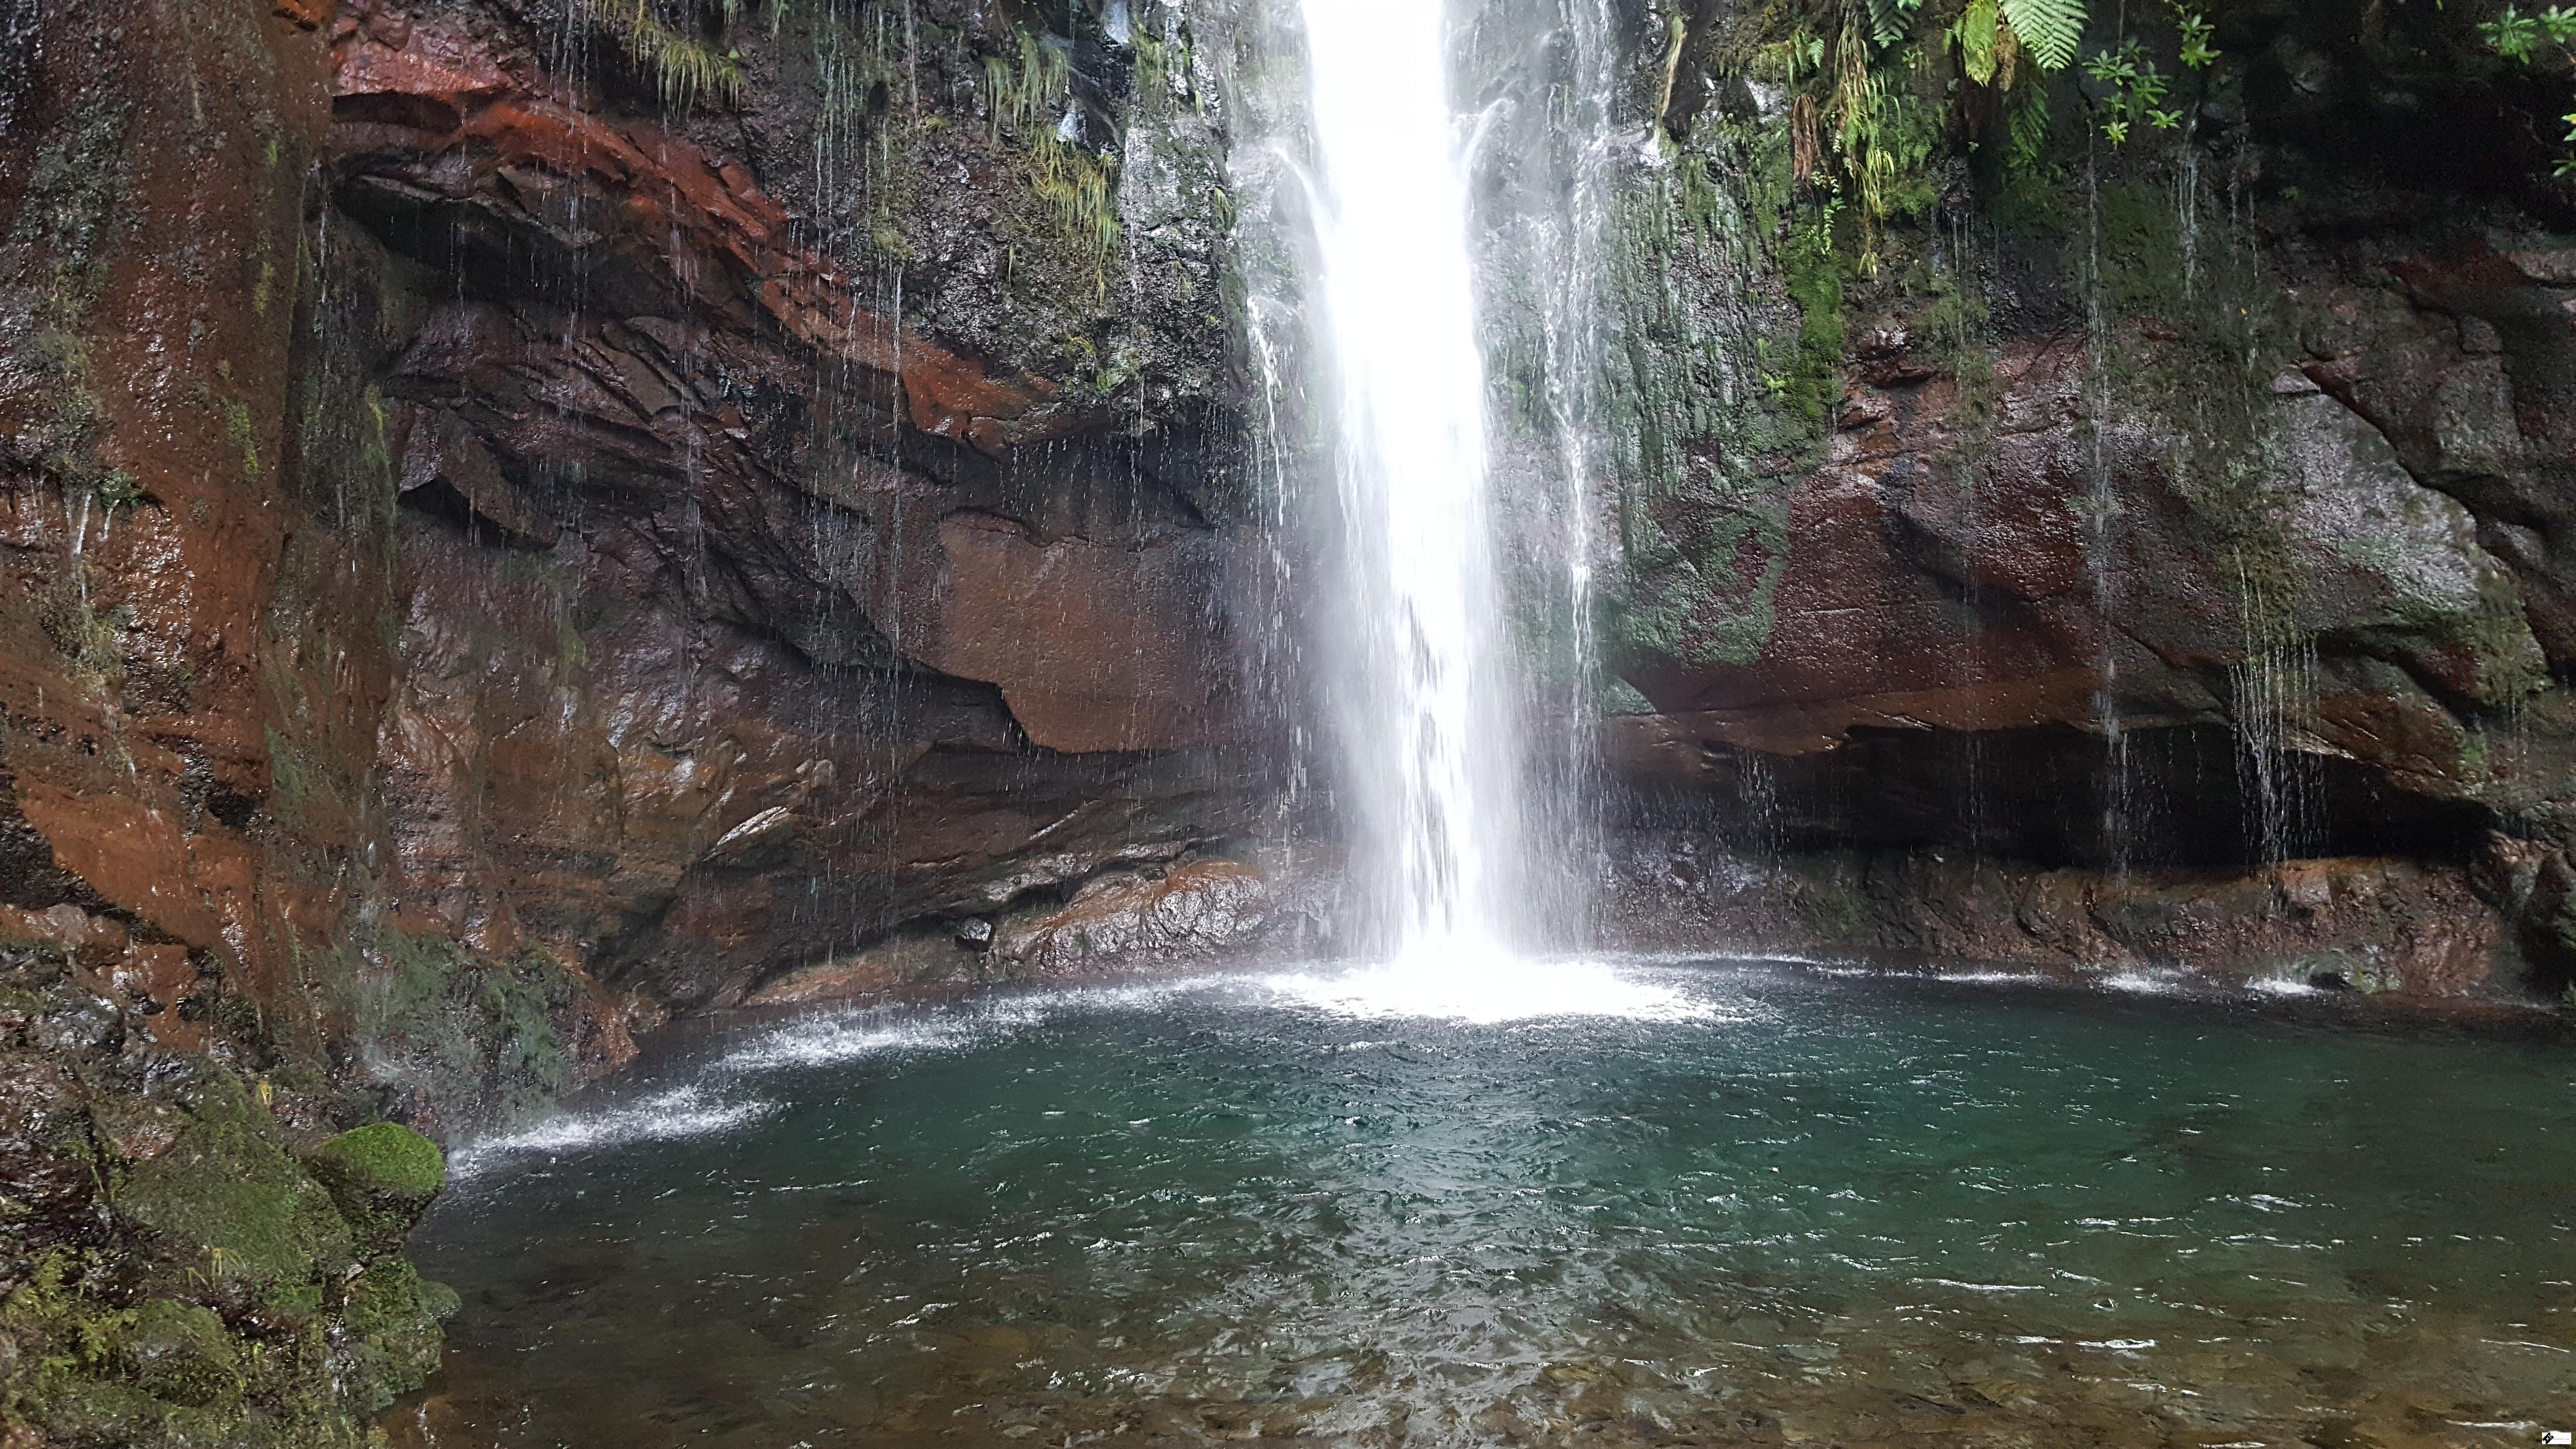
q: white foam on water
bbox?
[1261,952,1726,1025]
[450,1085,773,1178]
[449,977,1244,1175]
[974,976,1217,1023]
[724,979,1225,1071]
[718,1014,975,1072]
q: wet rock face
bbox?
[1622,337,2531,746]
[745,851,1341,1004]
[2304,244,2576,673]
[3,0,2572,1147]
[1603,281,2576,989]
[321,4,1259,1014]
[1603,832,2514,1002]
[0,0,1258,1126]
[0,943,455,1444]
[1599,20,2576,999]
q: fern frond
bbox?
[980,28,1071,141]
[1998,0,2085,70]
[1952,0,1999,85]
[2006,80,2052,167]
[589,0,744,111]
[1865,0,1922,47]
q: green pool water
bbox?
[390,962,2576,1448]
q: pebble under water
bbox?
[390,963,2576,1448]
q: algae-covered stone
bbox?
[111,1298,243,1409]
[1,948,457,1443]
[306,1120,444,1243]
[109,1103,356,1305]
[331,1257,457,1412]
[345,933,578,1133]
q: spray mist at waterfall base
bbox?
[1264,950,1709,1023]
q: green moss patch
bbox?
[108,1103,355,1305]
[0,945,452,1446]
[341,932,580,1133]
[305,1123,443,1246]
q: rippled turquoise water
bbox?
[393,963,2576,1449]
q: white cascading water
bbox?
[1300,0,1505,960]
[1282,0,1692,1021]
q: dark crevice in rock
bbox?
[1613,721,2496,874]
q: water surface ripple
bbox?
[396,962,2576,1448]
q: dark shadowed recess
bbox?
[1615,722,2494,872]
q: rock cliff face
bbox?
[0,0,1271,1140]
[2,0,1269,1431]
[1590,0,2576,1003]
[0,0,2571,1127]
[0,0,2569,1107]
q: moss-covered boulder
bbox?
[111,1298,244,1410]
[332,1258,460,1412]
[305,1122,445,1246]
[108,1096,357,1314]
[0,942,457,1446]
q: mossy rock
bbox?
[305,1121,444,1244]
[1,1256,250,1449]
[111,1298,243,1410]
[346,932,578,1131]
[1,950,455,1440]
[332,1258,456,1412]
[109,1105,356,1304]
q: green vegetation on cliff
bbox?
[338,931,582,1137]
[0,946,453,1449]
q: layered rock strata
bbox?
[0,0,1259,1143]
[1590,0,2576,1004]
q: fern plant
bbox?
[1940,0,2077,90]
[589,0,747,111]
[1868,0,1925,46]
[1949,0,2007,85]
[1951,0,2217,144]
[1752,0,2224,271]
[1998,0,2087,70]
[981,27,1124,286]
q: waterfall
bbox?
[1269,0,1695,1020]
[1300,0,1515,964]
